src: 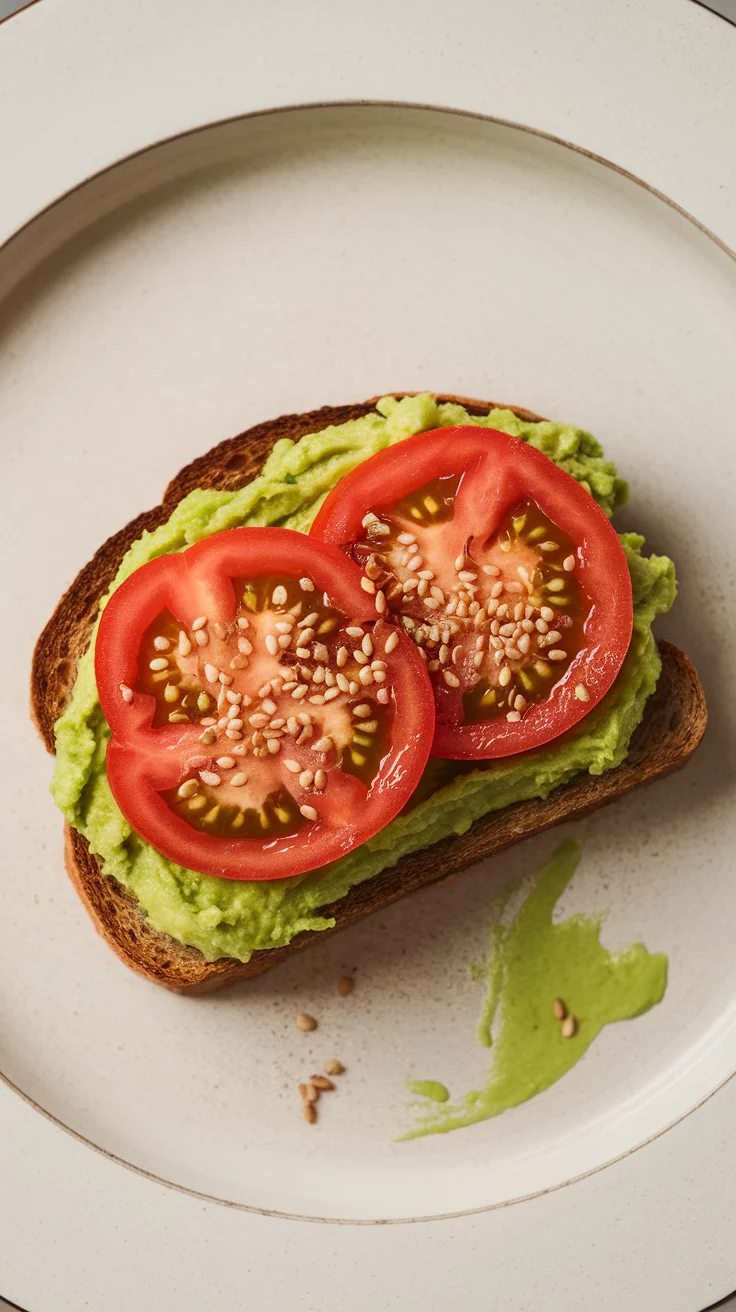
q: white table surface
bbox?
[0,0,735,1309]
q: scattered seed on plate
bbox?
[296,1013,318,1032]
[338,976,353,997]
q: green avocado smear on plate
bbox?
[51,394,676,963]
[400,840,668,1139]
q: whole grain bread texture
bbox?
[32,394,707,992]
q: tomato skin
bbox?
[311,427,633,760]
[95,528,435,880]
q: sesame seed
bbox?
[377,687,389,704]
[178,779,199,799]
[249,713,269,727]
[227,718,244,731]
[575,684,590,702]
[336,672,351,692]
[149,658,168,672]
[300,805,318,821]
[313,642,329,663]
[507,710,521,722]
[231,773,248,787]
[548,649,567,661]
[482,564,500,576]
[360,577,376,594]
[349,680,360,693]
[458,570,476,582]
[375,590,386,614]
[417,579,429,598]
[153,636,171,652]
[200,728,217,745]
[518,634,531,655]
[540,606,555,622]
[299,578,315,592]
[491,581,504,598]
[262,698,277,714]
[353,704,372,718]
[324,687,340,701]
[443,670,460,688]
[163,683,179,703]
[563,555,576,572]
[219,672,233,686]
[192,616,208,631]
[314,736,334,753]
[267,739,281,754]
[119,683,133,703]
[298,769,314,788]
[216,756,236,769]
[314,769,327,790]
[360,667,375,685]
[499,666,512,687]
[264,634,277,655]
[194,631,208,647]
[561,1014,578,1039]
[177,632,192,657]
[514,694,527,711]
[284,759,302,773]
[203,662,217,683]
[272,585,288,605]
[454,553,465,570]
[199,771,221,786]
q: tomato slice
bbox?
[311,427,633,760]
[95,528,434,880]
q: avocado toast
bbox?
[32,393,706,991]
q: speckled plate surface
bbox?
[1,2,735,1309]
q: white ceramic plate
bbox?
[1,2,736,1309]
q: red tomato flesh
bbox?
[311,427,633,760]
[95,528,434,880]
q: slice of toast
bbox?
[32,395,707,992]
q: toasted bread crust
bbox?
[34,395,707,991]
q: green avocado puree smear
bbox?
[400,840,668,1139]
[50,394,676,964]
[407,1080,450,1103]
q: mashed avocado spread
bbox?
[401,840,668,1139]
[51,394,676,963]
